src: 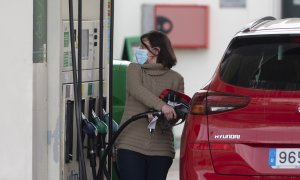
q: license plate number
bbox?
[269,148,300,168]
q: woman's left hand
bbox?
[161,104,177,121]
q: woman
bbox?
[116,30,184,180]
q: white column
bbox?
[0,0,33,180]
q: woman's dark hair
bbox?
[140,30,177,68]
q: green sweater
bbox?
[116,62,184,158]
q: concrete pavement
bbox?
[167,156,179,180]
[167,149,180,180]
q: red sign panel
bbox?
[154,5,209,48]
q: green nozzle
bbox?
[91,110,108,135]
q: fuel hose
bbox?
[97,110,162,180]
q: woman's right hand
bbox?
[161,104,177,121]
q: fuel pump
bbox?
[67,0,115,179]
[47,0,111,179]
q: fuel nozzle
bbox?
[102,109,119,134]
[82,113,97,136]
[91,110,108,135]
[159,89,191,126]
[166,91,178,107]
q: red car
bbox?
[180,17,300,179]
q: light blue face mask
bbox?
[135,49,148,64]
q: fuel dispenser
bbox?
[60,0,111,179]
[44,0,119,179]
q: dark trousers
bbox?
[117,149,173,180]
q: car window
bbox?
[220,36,300,91]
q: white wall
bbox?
[0,1,33,180]
[114,0,281,137]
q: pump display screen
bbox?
[82,29,89,60]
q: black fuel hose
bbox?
[97,110,162,180]
[68,0,87,179]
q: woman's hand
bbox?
[161,104,177,121]
[148,113,154,122]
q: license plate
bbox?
[269,148,300,168]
